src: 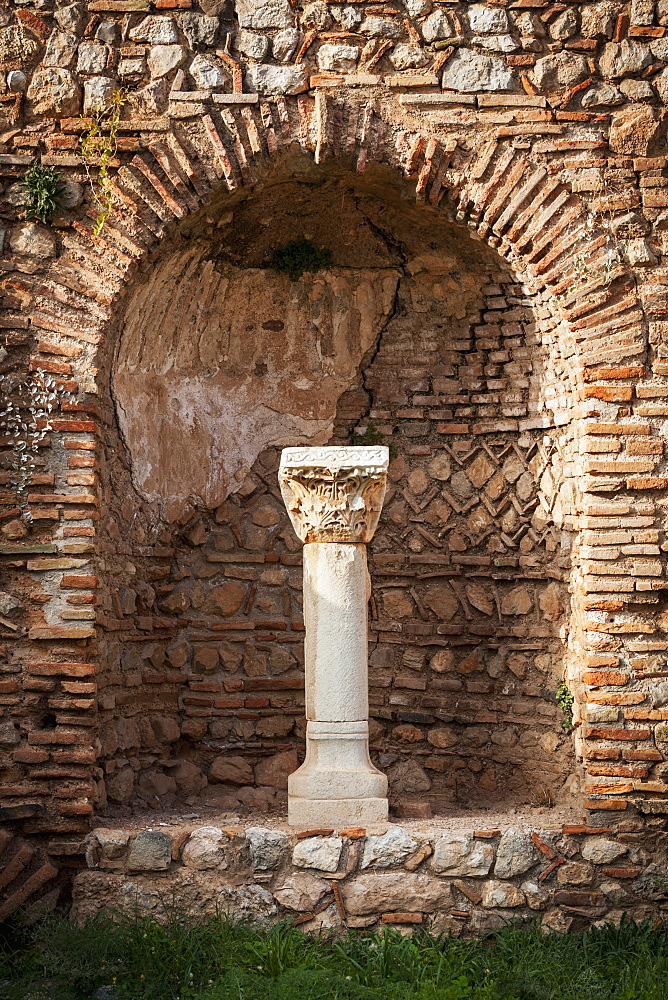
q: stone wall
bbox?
[72,817,668,934]
[3,0,668,920]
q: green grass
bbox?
[1,911,667,1000]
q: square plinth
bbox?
[288,796,389,828]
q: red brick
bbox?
[32,768,88,779]
[67,474,96,486]
[48,696,95,710]
[587,765,647,777]
[51,750,97,764]
[624,748,664,760]
[584,728,651,740]
[30,357,72,375]
[587,423,650,435]
[0,846,34,891]
[562,825,611,835]
[507,53,536,65]
[627,440,664,456]
[245,679,303,691]
[23,678,56,692]
[585,782,633,795]
[28,731,90,745]
[584,748,621,760]
[182,695,215,707]
[584,386,633,402]
[60,575,98,588]
[583,798,628,810]
[28,662,94,677]
[57,802,94,815]
[583,671,629,686]
[12,749,49,764]
[583,365,644,381]
[436,423,470,434]
[50,420,98,433]
[583,600,623,612]
[589,693,646,706]
[54,784,95,798]
[0,863,58,921]
[28,626,95,640]
[629,25,665,36]
[16,9,49,35]
[627,478,668,489]
[188,680,221,692]
[1,784,44,797]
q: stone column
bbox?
[279,446,390,828]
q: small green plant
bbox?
[555,681,574,732]
[79,89,126,235]
[351,423,385,448]
[270,237,333,282]
[20,162,65,225]
[351,422,396,458]
[650,873,668,894]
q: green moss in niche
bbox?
[269,237,333,282]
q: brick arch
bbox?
[14,96,645,380]
[3,96,661,872]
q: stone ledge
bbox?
[73,820,661,935]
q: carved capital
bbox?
[279,446,389,544]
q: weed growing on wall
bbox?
[79,89,126,235]
[555,681,574,733]
[555,167,627,306]
[0,369,74,525]
[270,237,333,281]
[20,162,65,225]
[352,422,396,458]
[351,423,385,448]
[569,213,625,286]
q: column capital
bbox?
[278,446,389,544]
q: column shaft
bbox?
[303,542,369,723]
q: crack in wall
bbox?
[352,199,409,434]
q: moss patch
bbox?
[269,237,333,281]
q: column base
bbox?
[288,721,388,827]
[288,795,388,828]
